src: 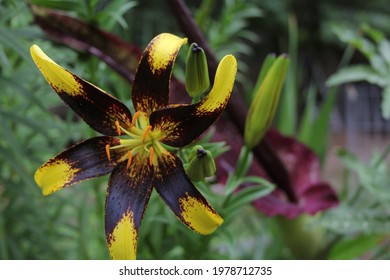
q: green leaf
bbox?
[361,23,385,44]
[338,149,390,201]
[0,28,32,63]
[328,235,383,260]
[381,86,390,119]
[297,84,317,146]
[326,65,387,87]
[225,177,274,215]
[278,14,298,135]
[30,0,81,11]
[319,205,390,234]
[369,54,388,76]
[378,39,390,65]
[309,86,338,159]
[233,145,253,180]
[351,36,376,60]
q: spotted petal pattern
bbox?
[154,153,223,234]
[30,45,133,135]
[150,54,237,147]
[105,159,154,259]
[35,136,123,195]
[132,33,187,115]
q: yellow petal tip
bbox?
[180,196,223,235]
[34,159,79,196]
[107,212,137,260]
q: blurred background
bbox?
[0,0,389,259]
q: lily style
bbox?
[31,33,237,259]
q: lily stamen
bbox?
[105,144,111,161]
[126,151,133,169]
[115,120,121,136]
[131,111,141,125]
[149,147,154,166]
[142,125,152,142]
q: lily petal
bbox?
[253,129,339,218]
[30,45,133,136]
[132,33,187,115]
[34,137,124,195]
[105,160,154,260]
[150,54,237,147]
[154,153,223,234]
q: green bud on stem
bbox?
[185,43,210,98]
[185,145,216,182]
[244,54,289,148]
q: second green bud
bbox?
[185,145,216,182]
[185,43,210,98]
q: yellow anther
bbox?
[131,111,141,125]
[126,151,133,169]
[142,125,152,142]
[149,147,154,166]
[105,144,111,161]
[115,120,121,136]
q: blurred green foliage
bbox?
[1,0,390,260]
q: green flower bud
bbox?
[185,145,216,182]
[251,54,276,101]
[185,43,210,98]
[244,54,289,148]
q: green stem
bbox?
[234,145,252,179]
[373,143,390,168]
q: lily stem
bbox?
[234,145,251,179]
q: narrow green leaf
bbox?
[351,36,376,60]
[0,29,32,63]
[319,205,390,234]
[310,87,338,159]
[278,14,298,135]
[361,23,384,44]
[378,39,390,65]
[225,177,274,214]
[326,65,386,87]
[233,145,252,180]
[297,84,316,146]
[30,0,81,11]
[369,54,388,76]
[338,149,390,200]
[328,235,383,260]
[381,86,390,119]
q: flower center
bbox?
[105,111,166,168]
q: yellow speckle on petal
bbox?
[179,195,223,235]
[147,33,187,74]
[34,159,79,196]
[107,212,137,260]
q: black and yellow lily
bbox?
[31,33,237,259]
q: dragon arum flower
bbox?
[31,33,237,259]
